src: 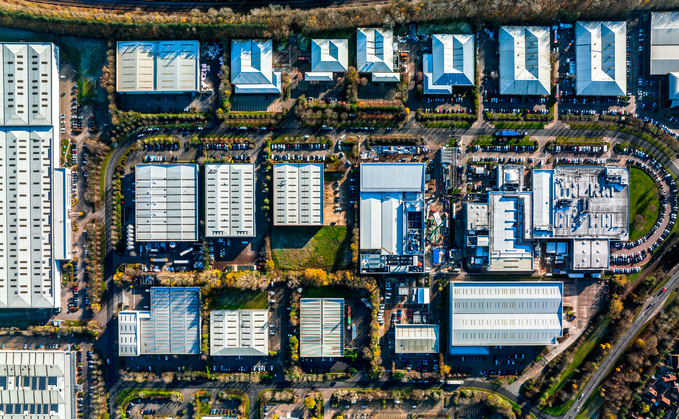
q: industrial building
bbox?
[356,28,400,83]
[575,21,626,96]
[300,298,344,358]
[499,26,551,95]
[650,12,679,75]
[464,166,628,273]
[135,164,198,242]
[210,310,269,357]
[359,163,425,274]
[116,41,200,93]
[394,325,439,354]
[231,39,281,94]
[0,42,70,310]
[118,287,201,357]
[305,39,349,81]
[273,164,323,226]
[449,282,563,349]
[422,34,475,94]
[205,164,255,237]
[0,350,77,419]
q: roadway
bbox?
[99,117,679,419]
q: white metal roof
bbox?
[360,163,424,192]
[304,72,334,82]
[139,287,201,355]
[488,193,534,271]
[650,12,679,75]
[572,239,609,270]
[449,282,563,347]
[53,168,72,261]
[357,28,394,73]
[423,34,474,94]
[204,164,255,237]
[118,311,141,357]
[231,39,281,94]
[273,164,323,226]
[394,325,439,354]
[499,26,550,95]
[116,41,199,93]
[300,298,344,357]
[135,164,198,242]
[0,350,77,419]
[532,169,553,231]
[372,73,401,83]
[311,39,349,73]
[360,193,401,253]
[575,21,626,96]
[210,310,269,356]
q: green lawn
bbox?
[304,286,360,299]
[460,388,537,419]
[541,314,612,412]
[629,167,661,241]
[494,122,544,129]
[272,226,349,270]
[213,290,269,310]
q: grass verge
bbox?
[213,290,269,310]
[628,167,661,242]
[460,388,537,419]
[98,149,114,206]
[272,226,349,270]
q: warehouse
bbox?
[422,34,475,94]
[231,39,282,94]
[116,41,200,93]
[135,164,198,242]
[0,350,77,419]
[210,310,269,357]
[300,298,344,358]
[650,12,679,75]
[305,39,349,81]
[118,287,201,357]
[273,164,323,226]
[0,43,69,310]
[394,325,439,354]
[359,163,425,274]
[357,28,400,82]
[575,21,626,96]
[499,26,551,95]
[449,282,563,349]
[205,164,255,237]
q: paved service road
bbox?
[565,267,679,419]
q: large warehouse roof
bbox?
[423,34,474,94]
[394,325,439,354]
[575,21,626,96]
[231,39,281,94]
[135,164,198,242]
[650,12,679,75]
[0,350,77,419]
[311,39,349,73]
[273,164,323,226]
[116,41,199,93]
[210,310,269,356]
[499,26,550,95]
[360,163,424,192]
[300,298,344,357]
[449,282,563,348]
[357,28,394,74]
[205,164,255,237]
[136,287,201,356]
[0,43,63,310]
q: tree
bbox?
[440,364,451,377]
[304,397,317,410]
[345,67,359,85]
[634,338,646,349]
[609,297,623,319]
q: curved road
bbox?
[101,118,679,419]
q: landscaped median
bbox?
[472,135,537,148]
[366,134,425,149]
[545,137,609,152]
[116,389,183,419]
[416,109,477,128]
[296,97,407,128]
[220,110,289,129]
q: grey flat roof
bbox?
[210,310,269,357]
[449,282,563,347]
[135,164,198,242]
[273,164,323,226]
[572,239,609,270]
[139,287,201,355]
[360,163,425,192]
[300,298,344,357]
[205,164,255,237]
[394,325,439,353]
[651,12,679,75]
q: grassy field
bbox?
[304,286,359,299]
[629,167,660,242]
[541,315,612,415]
[213,290,269,310]
[459,388,537,419]
[272,226,349,270]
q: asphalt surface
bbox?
[98,118,679,419]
